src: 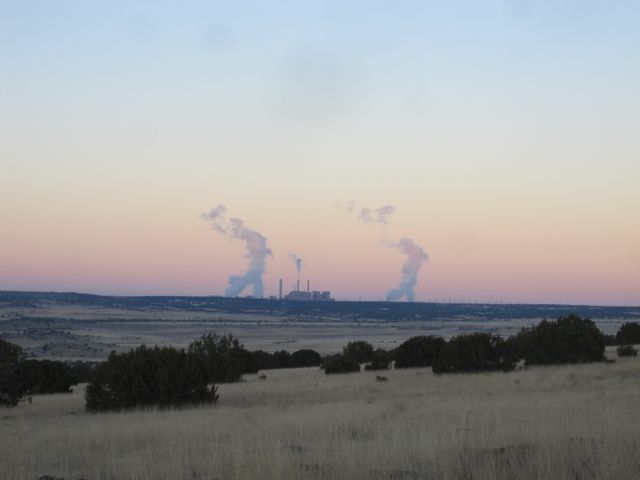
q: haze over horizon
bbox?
[2,1,639,306]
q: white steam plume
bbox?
[337,201,396,224]
[288,252,303,275]
[385,238,428,302]
[201,205,272,298]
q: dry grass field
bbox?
[2,351,639,480]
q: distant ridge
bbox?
[1,290,638,322]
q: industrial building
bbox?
[279,279,334,302]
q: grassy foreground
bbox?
[2,351,639,480]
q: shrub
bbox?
[617,345,638,357]
[394,336,446,368]
[18,359,75,395]
[86,344,218,411]
[0,337,28,406]
[272,350,291,369]
[343,341,374,363]
[616,322,640,346]
[251,350,278,370]
[432,334,515,374]
[187,333,254,382]
[509,314,605,365]
[364,349,391,371]
[323,354,361,374]
[290,349,322,368]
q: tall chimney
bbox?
[279,279,283,300]
[307,279,310,293]
[297,279,300,292]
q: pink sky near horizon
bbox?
[2,182,639,306]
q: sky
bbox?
[1,1,639,306]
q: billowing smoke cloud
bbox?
[288,252,303,275]
[337,201,396,225]
[385,239,428,302]
[201,205,272,298]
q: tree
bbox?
[272,350,291,369]
[323,354,361,374]
[343,341,374,363]
[509,314,605,365]
[394,336,446,368]
[187,333,254,383]
[616,322,640,346]
[290,349,322,368]
[432,334,514,374]
[18,359,75,395]
[364,349,391,371]
[86,344,218,411]
[0,337,28,406]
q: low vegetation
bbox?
[1,314,630,412]
[1,338,92,406]
[432,333,514,374]
[342,340,374,363]
[616,322,640,345]
[364,349,391,371]
[323,354,361,374]
[86,344,219,411]
[393,335,446,368]
[617,344,638,357]
[509,314,605,365]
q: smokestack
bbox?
[307,279,310,293]
[297,279,300,292]
[279,279,283,300]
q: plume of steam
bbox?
[288,252,303,275]
[385,238,428,302]
[337,201,395,225]
[201,205,272,298]
[358,205,395,225]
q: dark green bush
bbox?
[323,354,361,374]
[290,349,322,368]
[617,344,638,357]
[393,336,446,368]
[86,344,218,411]
[250,348,321,370]
[0,337,28,406]
[67,361,97,384]
[17,359,75,395]
[616,322,640,346]
[364,349,391,371]
[509,314,605,365]
[432,334,515,374]
[343,341,374,363]
[187,333,254,382]
[272,350,291,368]
[251,350,278,370]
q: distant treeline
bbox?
[1,316,639,410]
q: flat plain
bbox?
[2,348,639,480]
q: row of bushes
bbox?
[324,316,639,375]
[0,338,95,406]
[3,318,638,409]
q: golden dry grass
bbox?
[2,353,640,480]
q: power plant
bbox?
[280,278,334,302]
